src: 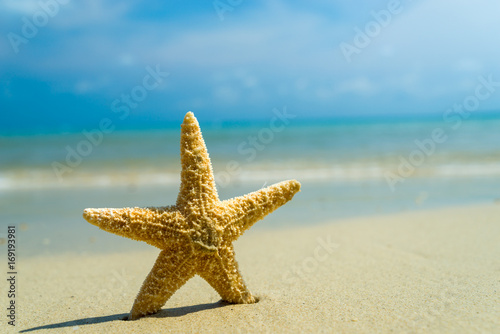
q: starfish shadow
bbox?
[19,301,229,333]
[149,300,231,318]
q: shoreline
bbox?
[6,203,500,333]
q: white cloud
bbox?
[332,0,500,101]
[0,0,40,14]
[2,0,500,116]
[213,85,240,103]
[334,77,376,96]
[453,59,484,73]
[73,76,111,95]
[369,0,500,66]
[49,0,131,28]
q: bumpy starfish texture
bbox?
[83,112,300,320]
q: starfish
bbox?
[82,112,300,320]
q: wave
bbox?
[1,162,500,191]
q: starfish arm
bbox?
[129,243,196,320]
[83,206,186,249]
[220,180,301,240]
[197,244,255,304]
[176,112,219,215]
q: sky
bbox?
[1,0,500,133]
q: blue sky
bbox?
[1,0,500,133]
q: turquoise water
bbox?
[1,116,500,256]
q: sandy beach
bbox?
[4,1,500,333]
[8,203,500,333]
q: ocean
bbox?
[1,115,500,256]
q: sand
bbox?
[8,203,500,333]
